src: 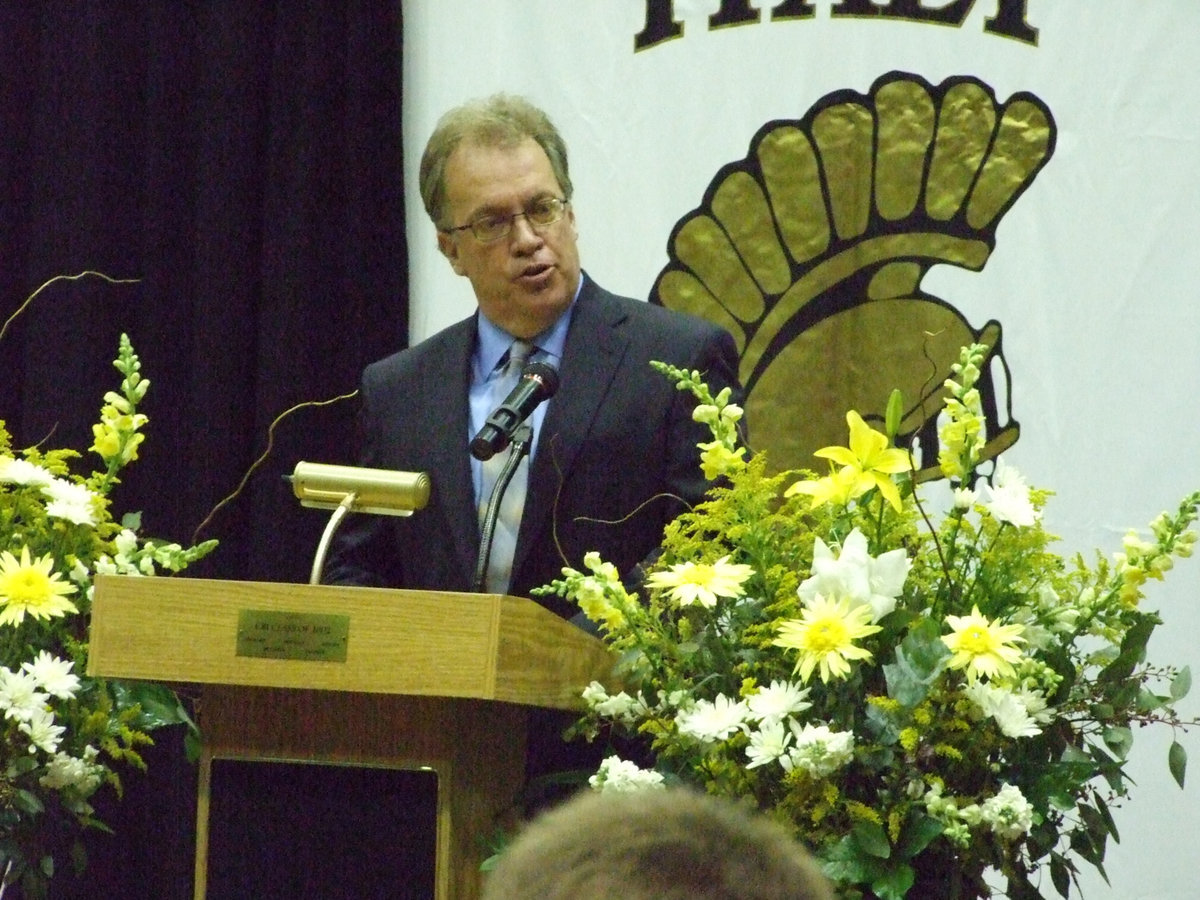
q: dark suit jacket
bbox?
[323,275,742,619]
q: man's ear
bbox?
[437,231,467,276]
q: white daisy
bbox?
[22,651,81,700]
[0,456,54,486]
[675,694,750,743]
[746,680,811,725]
[746,720,792,769]
[41,478,99,527]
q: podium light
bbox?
[290,461,431,584]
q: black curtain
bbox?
[0,3,407,896]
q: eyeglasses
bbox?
[445,196,568,244]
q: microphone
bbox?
[470,361,560,460]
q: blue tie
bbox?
[478,340,533,593]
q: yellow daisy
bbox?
[645,555,754,608]
[942,605,1026,681]
[0,547,80,627]
[773,596,881,684]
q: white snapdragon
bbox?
[588,756,665,793]
[69,558,91,585]
[979,783,1035,840]
[581,681,644,723]
[41,747,105,795]
[923,782,1035,845]
[923,783,974,849]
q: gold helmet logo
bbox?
[654,71,1056,479]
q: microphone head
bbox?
[522,360,560,399]
[468,360,561,461]
[470,431,500,461]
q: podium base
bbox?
[206,759,437,899]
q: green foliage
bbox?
[0,332,214,896]
[537,344,1198,899]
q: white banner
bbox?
[402,4,1200,896]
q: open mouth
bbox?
[517,263,554,286]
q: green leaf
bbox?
[894,813,943,860]
[184,726,204,764]
[111,680,191,730]
[1102,725,1133,760]
[69,839,89,877]
[883,621,949,706]
[820,835,889,884]
[1106,678,1141,712]
[1060,744,1090,765]
[1050,851,1072,898]
[869,863,915,900]
[1079,803,1114,849]
[1069,824,1106,870]
[852,820,892,859]
[1094,794,1119,844]
[13,789,44,815]
[1006,871,1046,900]
[1136,688,1170,714]
[1171,665,1192,701]
[1098,616,1155,684]
[1169,739,1187,788]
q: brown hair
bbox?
[481,788,834,900]
[418,93,573,229]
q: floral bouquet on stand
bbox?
[536,344,1196,900]
[0,331,216,897]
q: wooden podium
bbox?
[87,575,615,899]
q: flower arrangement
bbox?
[0,330,216,897]
[536,344,1197,900]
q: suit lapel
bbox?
[422,319,482,587]
[515,279,630,578]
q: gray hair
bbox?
[418,93,573,229]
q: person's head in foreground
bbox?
[481,787,834,900]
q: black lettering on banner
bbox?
[832,0,974,22]
[634,0,683,51]
[831,0,1036,44]
[710,0,761,29]
[771,0,818,21]
[985,0,1038,44]
[635,0,1036,51]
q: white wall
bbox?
[402,3,1200,896]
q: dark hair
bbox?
[419,93,573,229]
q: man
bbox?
[481,788,834,900]
[324,93,741,619]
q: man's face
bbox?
[436,137,581,339]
